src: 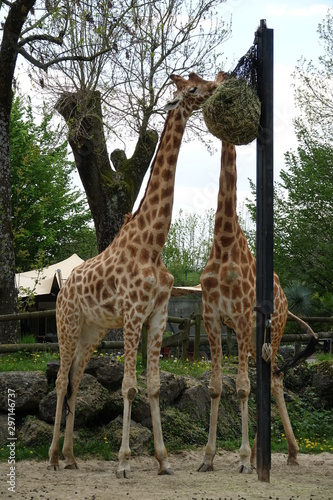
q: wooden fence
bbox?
[0,310,332,360]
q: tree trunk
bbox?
[0,0,36,342]
[56,91,158,253]
[0,105,20,342]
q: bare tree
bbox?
[38,0,231,251]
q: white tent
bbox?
[15,254,84,298]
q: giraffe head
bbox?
[165,71,227,116]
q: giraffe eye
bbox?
[189,86,198,93]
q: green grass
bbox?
[0,349,60,371]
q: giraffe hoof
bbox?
[64,462,78,470]
[238,464,253,474]
[47,464,59,471]
[116,468,131,479]
[287,458,299,466]
[158,467,175,476]
[197,463,214,473]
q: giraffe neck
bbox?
[213,141,240,246]
[130,107,188,251]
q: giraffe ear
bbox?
[164,97,181,111]
[216,71,230,83]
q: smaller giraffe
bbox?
[198,140,317,474]
[48,71,225,478]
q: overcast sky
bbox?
[134,0,330,218]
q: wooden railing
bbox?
[0,310,332,359]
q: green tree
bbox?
[293,8,333,145]
[10,95,96,272]
[0,0,116,342]
[275,132,333,294]
[162,209,215,286]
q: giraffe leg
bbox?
[272,365,299,465]
[146,309,173,476]
[62,324,106,469]
[236,338,252,474]
[116,318,141,479]
[48,323,80,471]
[48,364,71,470]
[198,316,222,472]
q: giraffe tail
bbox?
[287,310,318,339]
[274,311,319,375]
[64,371,73,417]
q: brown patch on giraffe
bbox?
[129,290,139,302]
[161,186,173,199]
[223,221,233,233]
[137,215,146,230]
[225,170,235,191]
[153,221,164,231]
[224,197,234,218]
[149,194,160,205]
[156,232,165,247]
[158,203,171,219]
[215,216,223,232]
[167,154,177,166]
[202,276,218,290]
[221,235,235,247]
[139,248,150,263]
[213,241,222,260]
[220,284,231,298]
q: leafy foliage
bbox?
[162,209,215,286]
[10,95,97,271]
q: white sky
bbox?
[134,0,330,218]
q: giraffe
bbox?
[48,71,225,478]
[198,140,317,474]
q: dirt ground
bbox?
[1,450,332,500]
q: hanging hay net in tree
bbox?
[203,44,261,145]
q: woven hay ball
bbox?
[202,77,261,145]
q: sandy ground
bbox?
[1,450,332,500]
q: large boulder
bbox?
[46,357,124,391]
[18,415,55,447]
[105,416,152,455]
[311,360,333,409]
[39,374,111,426]
[0,371,48,413]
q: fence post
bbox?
[194,314,201,361]
[181,319,190,361]
[226,326,233,357]
[141,324,148,367]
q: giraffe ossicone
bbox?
[48,71,226,478]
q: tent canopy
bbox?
[15,254,84,298]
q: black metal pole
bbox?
[256,19,274,483]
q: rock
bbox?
[85,356,124,390]
[105,416,152,455]
[39,374,111,426]
[18,415,55,447]
[311,360,333,409]
[159,371,186,405]
[0,371,48,413]
[0,413,9,446]
[131,387,151,424]
[175,378,210,423]
[161,407,207,447]
[46,357,124,391]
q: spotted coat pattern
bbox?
[198,142,300,474]
[48,72,226,478]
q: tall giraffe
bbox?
[198,140,316,474]
[48,72,225,478]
